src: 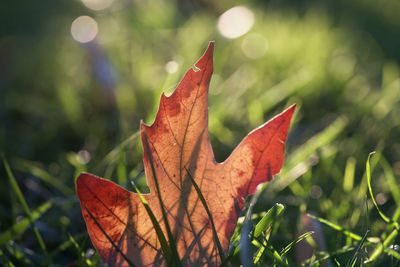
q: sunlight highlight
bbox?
[71,16,99,43]
[77,150,91,164]
[217,6,254,39]
[165,61,179,73]
[81,0,114,11]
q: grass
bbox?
[1,0,400,266]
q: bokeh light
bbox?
[165,61,179,73]
[376,192,388,205]
[77,150,91,164]
[81,0,114,11]
[70,16,98,43]
[309,185,323,199]
[217,6,254,39]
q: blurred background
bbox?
[1,0,400,265]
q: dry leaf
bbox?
[77,42,295,266]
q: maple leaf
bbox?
[76,42,295,267]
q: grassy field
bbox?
[1,0,400,266]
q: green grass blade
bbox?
[346,230,369,267]
[117,151,127,184]
[253,236,268,264]
[142,132,182,267]
[260,244,287,266]
[307,245,356,266]
[281,231,314,255]
[185,167,225,263]
[0,201,52,245]
[380,156,400,207]
[0,249,16,267]
[392,207,400,223]
[355,150,382,201]
[307,214,363,241]
[366,152,392,224]
[384,246,400,260]
[103,131,140,165]
[85,207,136,267]
[49,232,86,257]
[266,116,348,195]
[2,155,47,254]
[100,131,140,177]
[251,234,287,266]
[366,227,399,263]
[4,241,33,265]
[254,203,284,239]
[15,159,74,196]
[333,257,342,266]
[343,157,356,193]
[131,182,173,265]
[65,233,93,265]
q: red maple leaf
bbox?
[76,42,295,266]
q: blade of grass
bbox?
[14,159,73,196]
[0,201,52,245]
[241,196,287,266]
[261,244,287,266]
[266,116,348,195]
[49,232,86,257]
[392,207,400,223]
[131,182,173,265]
[142,132,182,267]
[356,150,382,201]
[307,245,356,266]
[253,237,268,264]
[103,131,140,165]
[384,246,400,260]
[0,249,16,267]
[85,207,136,267]
[365,227,399,263]
[65,233,94,265]
[226,207,282,265]
[234,198,285,264]
[184,167,225,263]
[366,152,392,224]
[2,155,47,254]
[100,132,140,177]
[346,230,369,267]
[281,231,314,255]
[333,257,342,267]
[252,232,287,266]
[254,203,284,239]
[5,241,33,265]
[343,157,356,193]
[307,214,364,242]
[365,194,370,236]
[117,151,127,184]
[380,156,400,207]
